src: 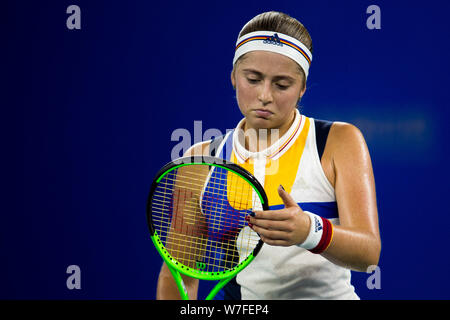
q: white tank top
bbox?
[215,109,359,300]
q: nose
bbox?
[257,81,273,105]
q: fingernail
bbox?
[249,211,255,217]
[248,223,253,228]
[280,184,285,191]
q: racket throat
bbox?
[167,264,189,300]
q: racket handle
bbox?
[167,264,189,300]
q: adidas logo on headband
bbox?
[263,33,283,46]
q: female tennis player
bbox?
[156,11,380,300]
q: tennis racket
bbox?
[146,155,268,300]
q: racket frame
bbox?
[147,156,268,299]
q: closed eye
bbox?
[276,83,289,90]
[247,78,260,84]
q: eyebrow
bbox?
[242,68,296,82]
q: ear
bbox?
[231,68,236,89]
[299,85,306,99]
[297,85,306,104]
[296,85,307,106]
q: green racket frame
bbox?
[146,156,268,300]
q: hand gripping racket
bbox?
[146,156,267,300]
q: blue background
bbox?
[2,0,449,299]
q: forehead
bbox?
[236,51,301,76]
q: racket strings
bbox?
[151,165,261,273]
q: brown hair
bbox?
[235,11,313,89]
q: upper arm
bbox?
[327,122,380,238]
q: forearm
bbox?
[156,263,199,300]
[321,225,381,272]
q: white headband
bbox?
[232,31,313,78]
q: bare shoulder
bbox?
[327,122,369,157]
[326,121,373,176]
[321,122,369,187]
[329,122,365,145]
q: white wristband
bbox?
[297,211,323,250]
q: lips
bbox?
[253,109,273,118]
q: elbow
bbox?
[369,236,381,267]
[356,238,381,272]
